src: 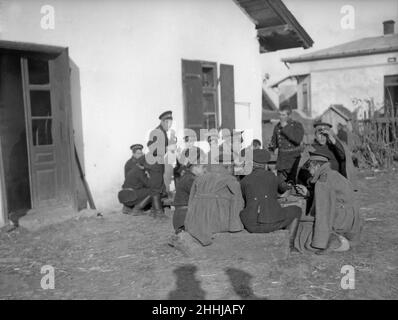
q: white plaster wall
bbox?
[0,0,262,210]
[287,52,398,117]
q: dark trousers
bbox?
[123,188,151,208]
[147,163,165,196]
[173,206,188,232]
[246,206,301,233]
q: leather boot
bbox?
[287,218,299,250]
[150,194,165,217]
[132,195,152,216]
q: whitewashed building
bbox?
[272,20,398,119]
[0,0,312,226]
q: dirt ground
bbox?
[1,170,397,300]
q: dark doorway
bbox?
[0,42,76,221]
[0,53,32,219]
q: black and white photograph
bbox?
[0,0,397,304]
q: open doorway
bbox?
[0,53,32,222]
[0,43,77,224]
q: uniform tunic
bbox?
[120,165,151,207]
[146,124,168,195]
[269,120,304,182]
[185,165,244,246]
[124,157,138,178]
[294,163,361,252]
[240,168,301,233]
[172,171,196,231]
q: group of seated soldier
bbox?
[119,118,361,256]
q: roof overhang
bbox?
[0,40,66,58]
[282,46,398,63]
[270,73,309,88]
[235,0,313,53]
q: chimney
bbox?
[383,20,395,35]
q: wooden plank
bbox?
[257,24,292,37]
[0,137,8,227]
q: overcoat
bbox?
[184,165,244,245]
[294,163,361,252]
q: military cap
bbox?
[253,149,271,164]
[130,144,143,152]
[309,150,330,162]
[159,110,173,120]
[313,119,332,129]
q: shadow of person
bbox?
[225,268,267,300]
[168,264,206,300]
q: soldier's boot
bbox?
[131,196,152,216]
[150,194,167,219]
[287,218,299,251]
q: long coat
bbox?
[184,165,244,246]
[294,163,361,252]
[240,168,290,230]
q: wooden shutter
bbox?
[182,60,203,136]
[220,64,235,130]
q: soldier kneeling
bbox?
[118,156,152,215]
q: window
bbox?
[27,59,53,146]
[385,75,398,117]
[182,60,235,138]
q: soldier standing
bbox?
[269,104,304,184]
[146,110,173,217]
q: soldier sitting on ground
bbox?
[239,149,304,249]
[172,150,206,234]
[170,153,244,252]
[293,150,361,254]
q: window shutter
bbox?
[182,60,203,137]
[220,64,235,130]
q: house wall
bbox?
[0,0,262,210]
[287,52,398,118]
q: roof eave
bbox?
[282,46,398,63]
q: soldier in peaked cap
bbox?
[293,149,361,253]
[124,144,144,178]
[239,149,302,249]
[146,110,174,218]
[297,119,357,191]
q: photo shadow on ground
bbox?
[168,264,206,300]
[225,268,267,300]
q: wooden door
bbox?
[21,50,75,209]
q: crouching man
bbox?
[118,156,152,215]
[240,149,302,249]
[183,153,244,246]
[294,150,361,253]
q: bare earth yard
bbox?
[1,170,397,300]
